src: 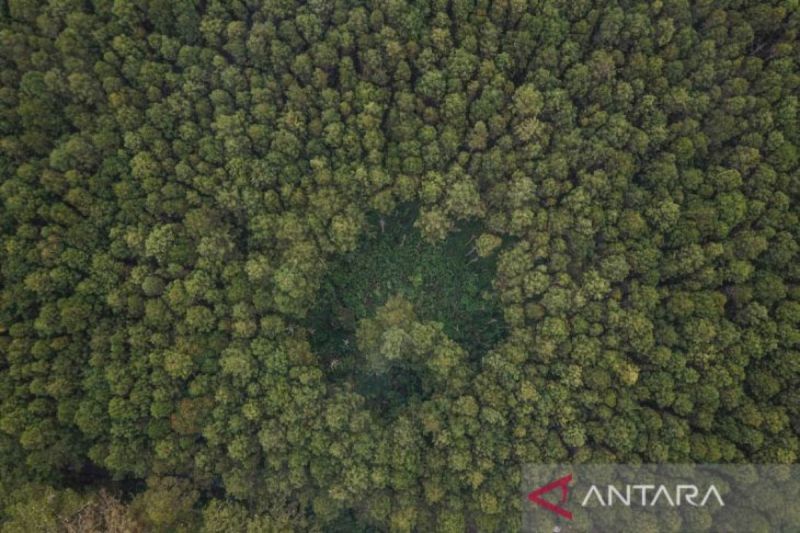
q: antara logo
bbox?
[581,484,725,507]
[528,473,574,520]
[527,473,725,520]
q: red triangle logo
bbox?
[528,473,573,520]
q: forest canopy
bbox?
[0,0,799,531]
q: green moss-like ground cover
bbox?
[307,206,505,407]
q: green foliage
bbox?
[0,484,85,533]
[1,0,799,531]
[309,206,505,367]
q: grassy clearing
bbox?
[307,205,506,392]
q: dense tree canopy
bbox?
[1,0,799,530]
